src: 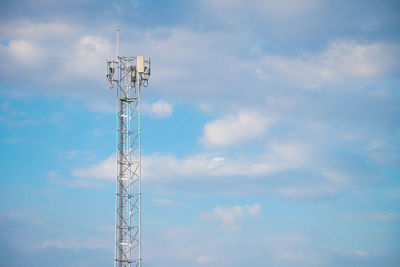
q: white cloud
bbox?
[201,110,272,146]
[200,203,261,231]
[71,154,115,181]
[0,209,112,254]
[0,21,79,80]
[203,0,320,25]
[354,251,368,257]
[256,41,400,88]
[63,35,112,80]
[0,20,116,113]
[8,40,40,64]
[60,142,358,199]
[276,186,339,199]
[142,100,173,118]
[67,141,311,184]
[0,39,43,68]
[143,143,309,182]
[48,170,102,188]
[1,19,398,122]
[273,169,353,198]
[63,142,308,188]
[0,21,77,40]
[0,21,76,70]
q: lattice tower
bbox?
[106,30,151,267]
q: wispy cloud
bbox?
[0,102,41,127]
[343,211,400,222]
[200,203,261,231]
[1,40,43,67]
[71,154,115,181]
[196,255,220,264]
[48,170,102,188]
[63,35,112,81]
[201,110,273,146]
[143,143,310,181]
[0,20,77,40]
[255,41,400,88]
[63,140,362,199]
[152,198,182,206]
[142,100,173,118]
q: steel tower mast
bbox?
[106,30,151,267]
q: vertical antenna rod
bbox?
[106,29,151,267]
[117,26,120,58]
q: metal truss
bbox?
[106,38,150,267]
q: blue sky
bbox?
[0,0,400,266]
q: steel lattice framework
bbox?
[106,33,150,267]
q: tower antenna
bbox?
[116,25,120,58]
[106,29,151,267]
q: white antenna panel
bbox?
[137,56,145,73]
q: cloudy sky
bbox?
[0,0,399,266]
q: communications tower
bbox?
[106,29,151,267]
